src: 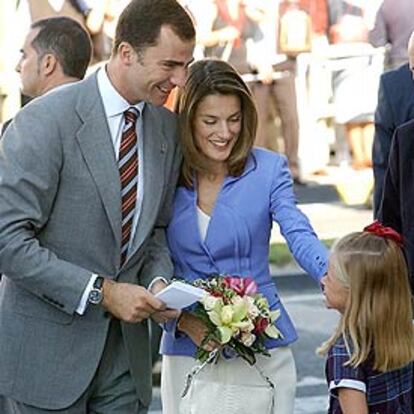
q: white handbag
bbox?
[180,352,275,414]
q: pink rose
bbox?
[224,276,243,294]
[243,277,257,295]
[224,276,258,296]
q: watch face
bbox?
[89,289,103,304]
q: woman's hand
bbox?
[177,312,218,352]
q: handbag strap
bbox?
[254,363,275,391]
[181,350,219,398]
[251,363,275,413]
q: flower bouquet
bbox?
[191,275,283,366]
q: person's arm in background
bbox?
[308,0,329,36]
[243,0,267,23]
[372,74,394,217]
[191,1,239,49]
[69,0,108,36]
[368,3,388,48]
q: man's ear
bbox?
[42,53,58,76]
[117,42,139,66]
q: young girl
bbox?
[319,221,414,413]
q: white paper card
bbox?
[155,281,205,309]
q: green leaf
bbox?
[231,341,257,365]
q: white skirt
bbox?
[161,347,297,414]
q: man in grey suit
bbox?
[0,0,195,413]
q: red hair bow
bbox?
[363,221,403,247]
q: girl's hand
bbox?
[338,388,368,414]
[177,312,218,351]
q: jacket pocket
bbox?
[13,286,73,325]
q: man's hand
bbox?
[149,280,181,323]
[102,279,165,323]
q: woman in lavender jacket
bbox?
[160,59,328,414]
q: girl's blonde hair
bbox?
[318,231,414,372]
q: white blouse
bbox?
[197,206,211,241]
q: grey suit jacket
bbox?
[0,73,181,409]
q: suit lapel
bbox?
[74,74,122,249]
[128,105,167,259]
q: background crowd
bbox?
[1,0,414,183]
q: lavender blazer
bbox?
[160,148,328,357]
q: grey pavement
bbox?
[275,166,374,242]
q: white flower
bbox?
[244,296,260,319]
[231,295,244,306]
[233,319,254,332]
[240,331,256,347]
[201,294,222,311]
[265,309,283,339]
[265,324,283,339]
[221,305,234,325]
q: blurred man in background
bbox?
[372,31,414,215]
[1,16,91,135]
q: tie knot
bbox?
[124,107,139,125]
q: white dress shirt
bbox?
[77,66,146,314]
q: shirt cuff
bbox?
[148,276,169,293]
[75,273,98,315]
[329,379,366,394]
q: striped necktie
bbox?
[119,107,139,266]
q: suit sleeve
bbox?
[373,75,394,217]
[377,127,402,233]
[0,102,92,314]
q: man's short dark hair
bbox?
[113,0,195,55]
[31,16,92,79]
